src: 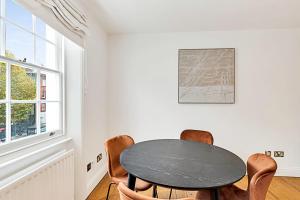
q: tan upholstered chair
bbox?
[104,135,152,200]
[196,153,277,200]
[118,182,194,200]
[180,129,214,145]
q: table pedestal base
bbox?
[152,185,157,198]
[211,189,219,200]
[127,173,136,190]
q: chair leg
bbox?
[106,182,115,200]
[169,188,173,199]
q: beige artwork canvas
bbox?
[178,48,235,103]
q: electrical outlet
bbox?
[265,151,271,157]
[87,162,92,172]
[274,151,284,157]
[97,153,102,163]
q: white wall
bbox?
[67,1,109,198]
[108,29,300,176]
[64,37,85,200]
[83,13,109,196]
[52,9,109,199]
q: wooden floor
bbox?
[87,174,300,200]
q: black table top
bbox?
[120,139,246,190]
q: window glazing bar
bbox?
[6,62,11,142]
[36,69,41,134]
[0,0,6,56]
[0,55,60,74]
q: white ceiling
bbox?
[91,0,300,34]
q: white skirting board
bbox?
[0,149,74,200]
[86,165,108,198]
[276,167,300,177]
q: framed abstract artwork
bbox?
[178,48,235,104]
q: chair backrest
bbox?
[180,129,214,145]
[118,182,194,200]
[104,135,134,178]
[247,153,277,200]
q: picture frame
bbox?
[178,48,235,104]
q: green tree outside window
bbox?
[0,52,36,130]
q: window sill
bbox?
[0,132,70,158]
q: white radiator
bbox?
[0,149,74,200]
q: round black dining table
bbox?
[120,139,246,200]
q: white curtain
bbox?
[16,0,87,47]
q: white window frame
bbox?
[0,0,64,152]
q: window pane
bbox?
[36,18,56,43]
[40,71,59,101]
[40,102,59,133]
[5,0,33,31]
[11,103,36,140]
[0,104,6,143]
[40,103,46,133]
[11,65,36,100]
[36,38,56,69]
[0,62,6,100]
[6,23,34,63]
